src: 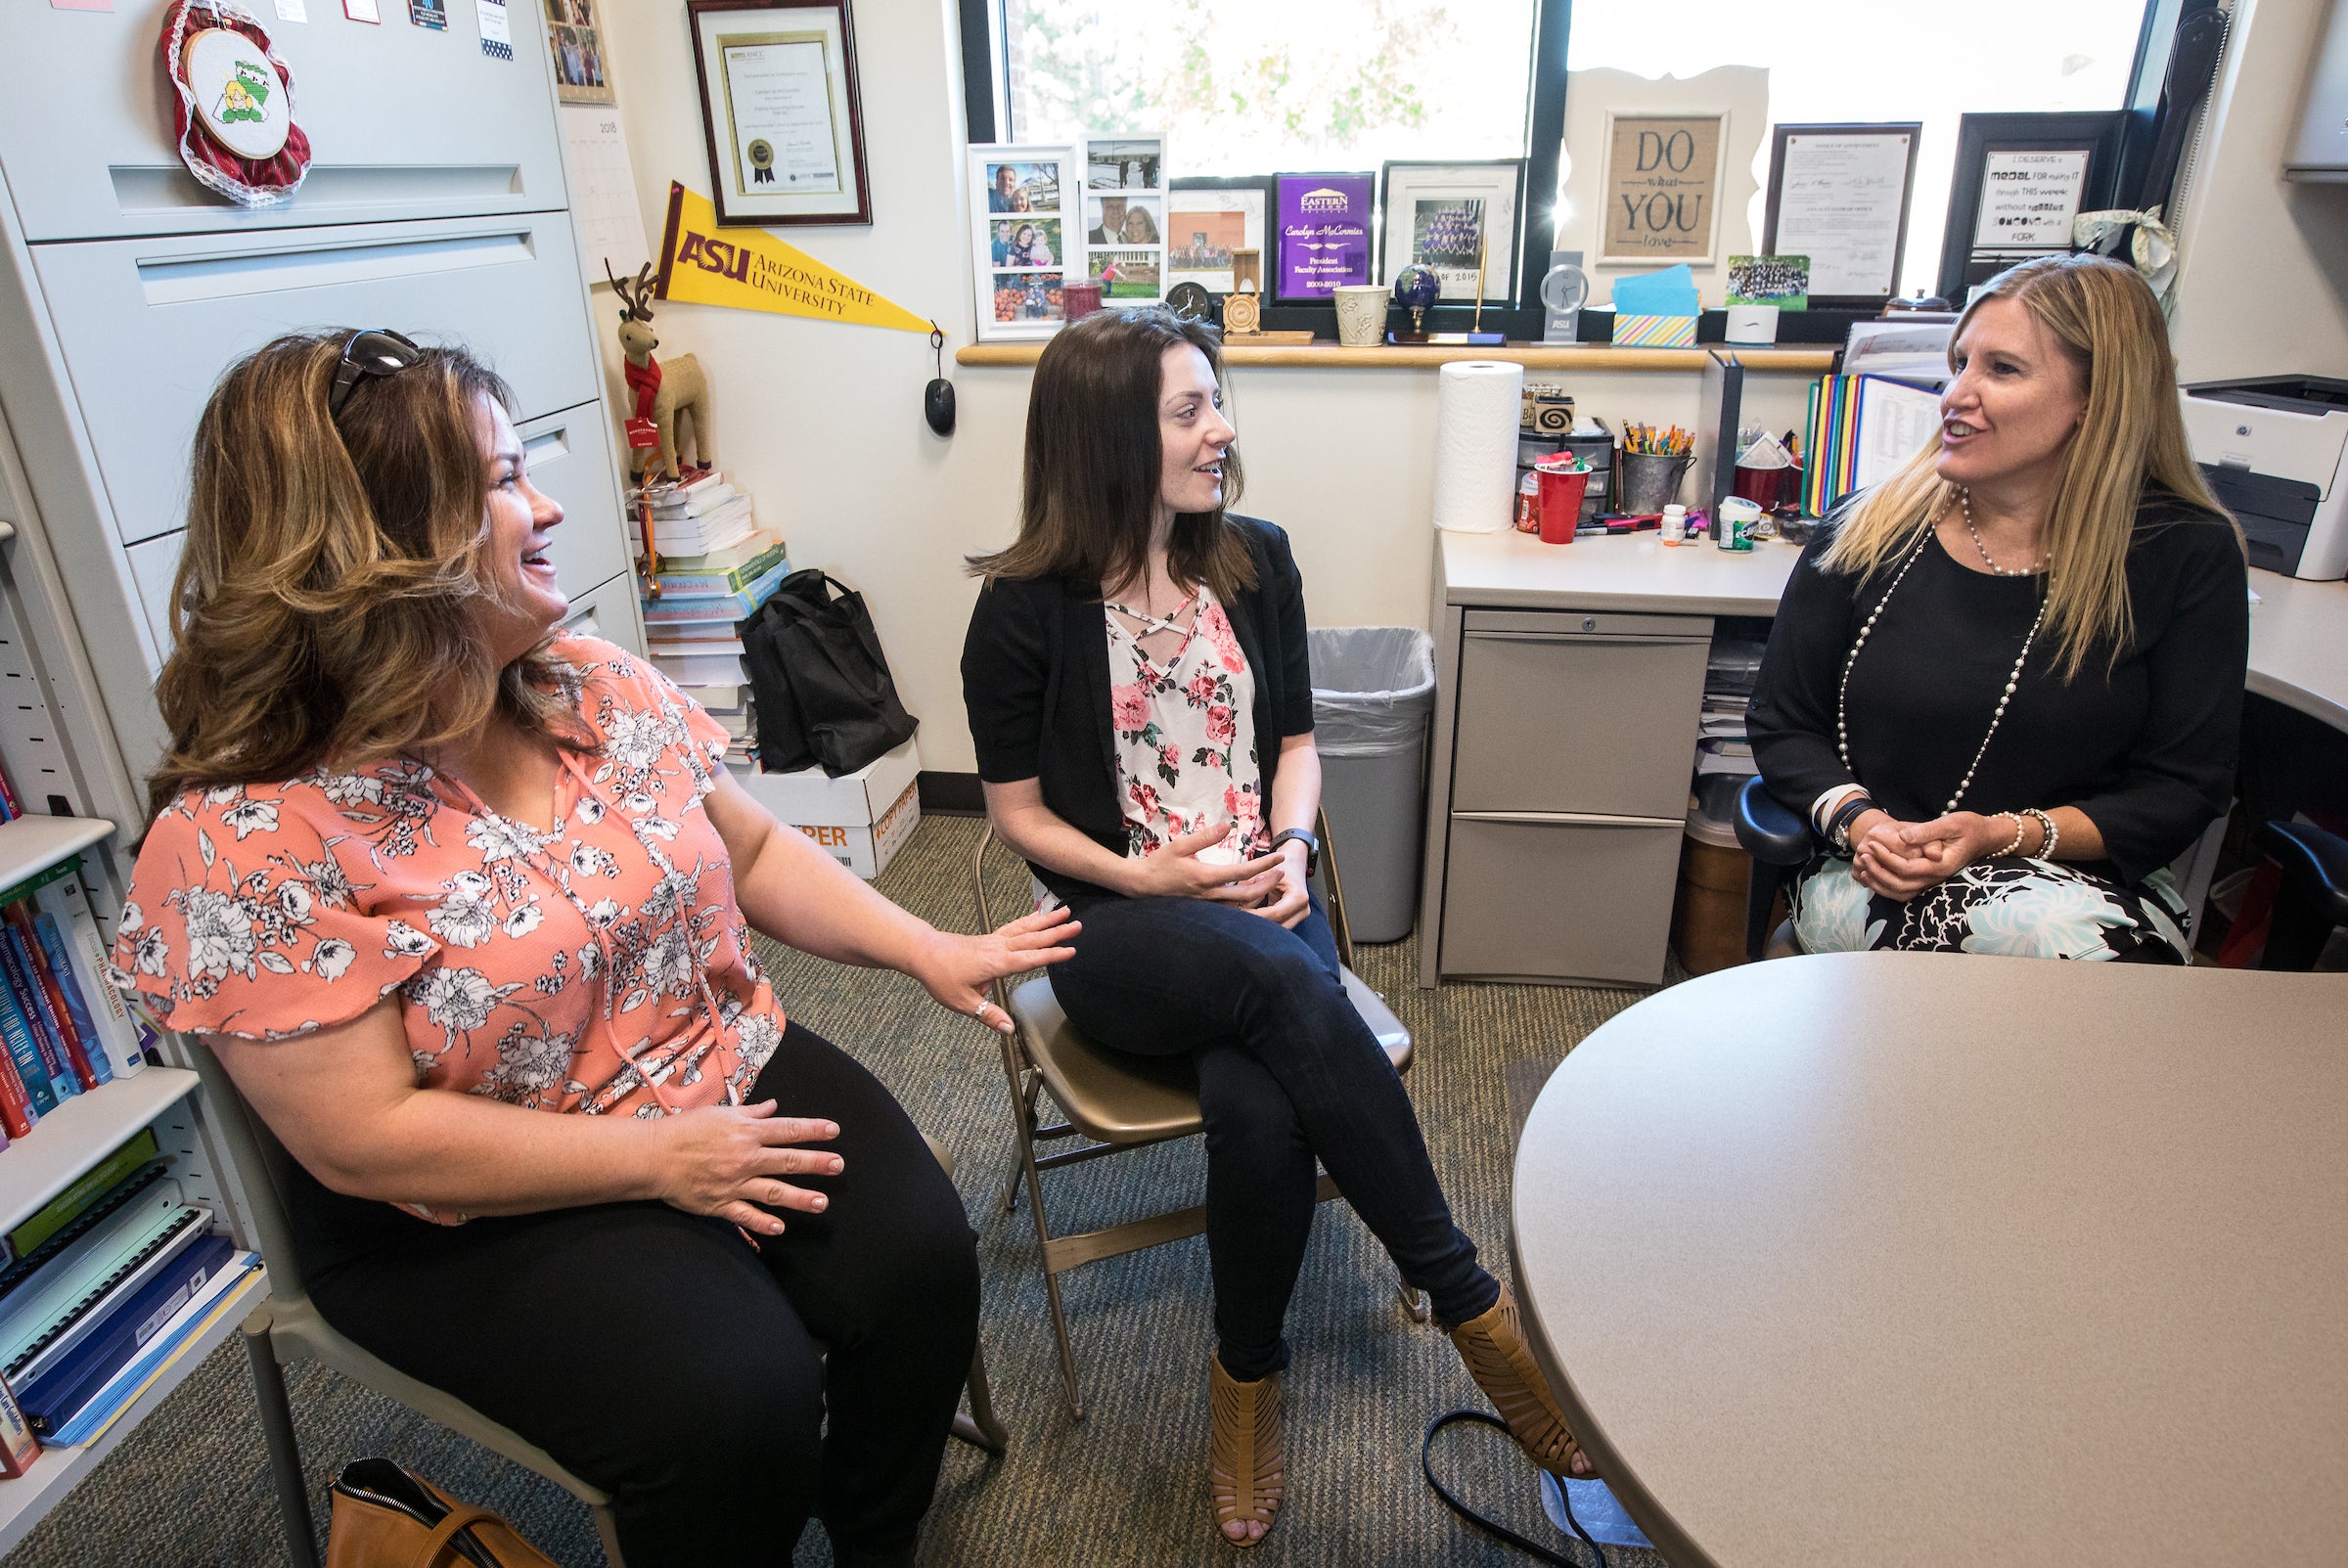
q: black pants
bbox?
[1051,892,1497,1380]
[308,1022,979,1568]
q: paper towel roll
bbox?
[1431,361,1525,533]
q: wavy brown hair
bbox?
[968,305,1255,600]
[146,332,589,819]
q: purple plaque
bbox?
[1276,173,1374,300]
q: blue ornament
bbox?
[1392,265,1441,334]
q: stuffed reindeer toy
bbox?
[605,261,712,483]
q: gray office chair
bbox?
[191,1043,1008,1568]
[1734,776,1811,961]
[2256,819,2348,969]
[971,807,1426,1420]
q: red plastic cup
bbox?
[1536,461,1592,544]
[1732,462,1795,510]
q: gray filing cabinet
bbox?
[1430,607,1711,986]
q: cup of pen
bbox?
[1618,451,1693,515]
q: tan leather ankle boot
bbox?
[1447,1281,1594,1479]
[1206,1352,1284,1548]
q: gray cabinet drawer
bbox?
[33,211,602,546]
[561,568,645,656]
[1451,616,1709,817]
[1439,816,1683,985]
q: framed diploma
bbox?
[1761,123,1921,309]
[689,0,873,226]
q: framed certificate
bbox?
[1761,123,1921,309]
[1935,112,2125,301]
[688,0,873,226]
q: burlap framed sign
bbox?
[1600,111,1727,266]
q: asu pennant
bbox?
[653,183,932,334]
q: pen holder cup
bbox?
[1618,452,1693,515]
[1536,465,1592,544]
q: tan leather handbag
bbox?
[324,1457,563,1568]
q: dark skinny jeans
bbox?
[1052,890,1498,1380]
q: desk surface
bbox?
[1513,953,2348,1568]
[1439,529,2348,724]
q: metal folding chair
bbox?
[971,806,1427,1420]
[192,1044,1008,1568]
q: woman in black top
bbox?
[962,308,1591,1548]
[1749,253,2247,961]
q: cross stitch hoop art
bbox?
[161,0,312,206]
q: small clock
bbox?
[1166,282,1212,323]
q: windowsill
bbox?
[955,342,1836,372]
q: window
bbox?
[1565,1,2157,297]
[998,1,1541,175]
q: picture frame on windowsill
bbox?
[970,143,1074,342]
[1378,159,1525,306]
[1167,176,1272,297]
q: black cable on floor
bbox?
[1421,1410,1609,1568]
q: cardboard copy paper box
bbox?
[728,737,922,879]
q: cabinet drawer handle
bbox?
[1464,631,1708,648]
[1453,810,1681,828]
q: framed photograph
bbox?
[1600,111,1730,266]
[1273,172,1375,303]
[970,144,1072,341]
[1085,136,1164,192]
[688,0,873,226]
[1379,160,1523,305]
[1761,123,1921,308]
[1936,112,2124,301]
[543,0,613,105]
[1074,135,1164,306]
[1167,177,1270,295]
[1081,192,1161,248]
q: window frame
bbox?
[960,0,2181,339]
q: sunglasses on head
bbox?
[327,329,423,421]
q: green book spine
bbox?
[4,1127,162,1257]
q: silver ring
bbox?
[973,1000,993,1020]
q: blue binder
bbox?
[18,1233,234,1435]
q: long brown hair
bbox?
[969,305,1256,600]
[1822,252,2235,678]
[146,332,589,819]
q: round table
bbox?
[1512,952,2348,1566]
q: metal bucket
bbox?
[1617,452,1693,515]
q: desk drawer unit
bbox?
[1439,607,1711,986]
[1451,609,1709,818]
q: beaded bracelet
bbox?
[2022,807,2059,861]
[1995,812,2026,857]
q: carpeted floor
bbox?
[6,815,1670,1568]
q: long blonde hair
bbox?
[147,333,589,819]
[1821,253,2234,678]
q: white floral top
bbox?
[1106,585,1266,862]
[111,636,785,1223]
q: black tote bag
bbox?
[739,569,919,777]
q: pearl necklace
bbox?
[1959,487,2048,577]
[1837,530,2048,815]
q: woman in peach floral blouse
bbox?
[114,331,1070,1568]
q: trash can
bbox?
[1308,626,1437,943]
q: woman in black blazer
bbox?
[962,308,1589,1548]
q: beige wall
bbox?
[597,0,2335,772]
[2170,0,2348,381]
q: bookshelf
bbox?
[0,1069,201,1236]
[0,816,113,901]
[0,1265,268,1557]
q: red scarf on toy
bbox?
[622,358,661,450]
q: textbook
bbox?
[42,1249,262,1449]
[41,872,147,1080]
[645,539,789,600]
[0,1184,201,1380]
[4,1129,159,1260]
[640,560,790,623]
[0,965,59,1119]
[3,912,97,1093]
[644,529,783,576]
[19,1232,233,1435]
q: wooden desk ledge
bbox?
[956,341,1837,373]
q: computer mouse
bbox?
[925,377,956,436]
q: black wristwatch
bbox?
[1271,828,1320,874]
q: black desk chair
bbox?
[1734,776,1813,961]
[2256,820,2348,970]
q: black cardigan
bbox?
[1747,495,2248,886]
[961,515,1314,901]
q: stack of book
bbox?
[0,858,151,1151]
[0,1128,261,1465]
[629,470,790,708]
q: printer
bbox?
[2179,376,2348,579]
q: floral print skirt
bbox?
[1788,853,2193,963]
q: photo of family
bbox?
[1168,208,1245,270]
[1085,194,1161,246]
[991,271,1065,324]
[544,0,613,104]
[1087,249,1161,297]
[985,161,1061,213]
[990,218,1061,268]
[1087,138,1163,191]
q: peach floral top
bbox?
[111,636,782,1221]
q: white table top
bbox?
[1440,530,2348,729]
[1513,953,2348,1568]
